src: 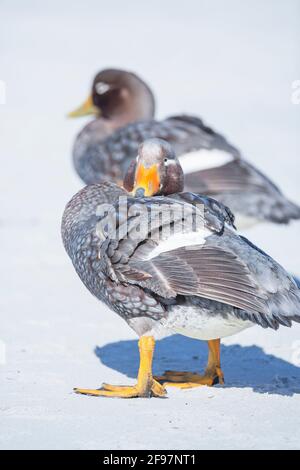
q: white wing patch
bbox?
[147,228,211,260]
[179,148,233,174]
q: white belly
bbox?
[161,305,253,340]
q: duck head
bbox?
[68,68,155,126]
[124,138,184,197]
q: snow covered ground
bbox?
[1,0,300,450]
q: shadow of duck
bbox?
[95,334,300,396]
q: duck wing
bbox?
[74,116,237,186]
[74,115,300,224]
[101,193,300,329]
[167,115,300,224]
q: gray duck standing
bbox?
[62,138,300,398]
[68,68,300,229]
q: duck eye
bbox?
[164,158,168,163]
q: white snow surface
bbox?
[1,0,300,450]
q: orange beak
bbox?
[132,163,160,197]
[67,95,99,118]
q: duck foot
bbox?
[155,339,224,389]
[74,336,166,398]
[74,379,166,398]
[155,368,224,388]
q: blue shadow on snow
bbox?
[95,334,300,397]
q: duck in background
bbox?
[62,138,300,398]
[68,69,300,230]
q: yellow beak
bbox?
[67,95,100,118]
[132,163,160,197]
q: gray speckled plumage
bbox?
[62,183,166,326]
[62,181,300,338]
[71,70,300,226]
[73,116,237,186]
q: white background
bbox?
[1,0,300,449]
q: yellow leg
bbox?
[206,338,224,384]
[74,336,166,398]
[155,339,224,389]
